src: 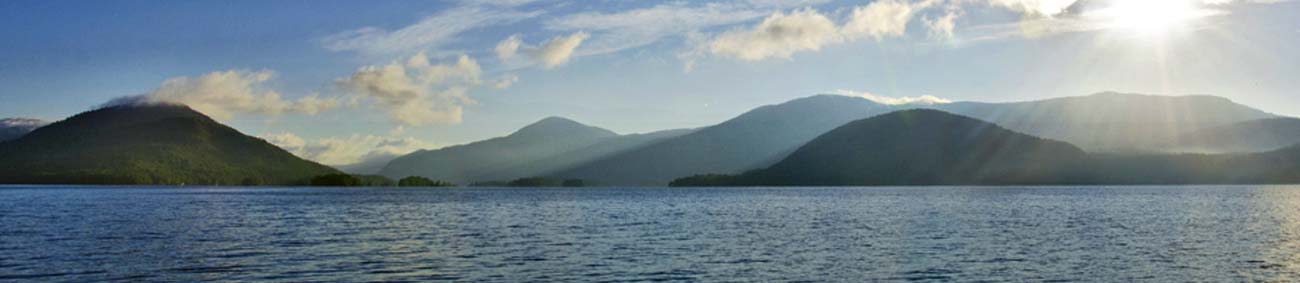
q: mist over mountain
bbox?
[1166,118,1300,153]
[935,92,1276,152]
[672,110,1089,186]
[0,104,338,185]
[0,118,49,142]
[672,109,1300,187]
[471,128,694,183]
[378,117,625,184]
[552,95,900,185]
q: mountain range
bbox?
[539,92,1276,185]
[378,117,691,184]
[933,92,1276,153]
[671,110,1300,186]
[0,118,48,142]
[0,104,338,185]
[3,91,1297,187]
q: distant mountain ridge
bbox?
[673,109,1300,186]
[934,92,1276,152]
[0,104,338,185]
[552,95,900,185]
[551,92,1277,185]
[1166,118,1300,153]
[378,116,690,184]
[0,118,49,142]
[672,110,1089,186]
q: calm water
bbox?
[2,186,1300,282]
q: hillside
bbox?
[672,110,1088,186]
[1166,118,1300,153]
[935,92,1276,152]
[0,104,338,185]
[0,118,48,142]
[378,117,622,184]
[552,95,900,185]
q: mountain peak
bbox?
[0,118,48,128]
[0,118,50,142]
[509,116,617,139]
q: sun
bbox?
[1092,0,1211,35]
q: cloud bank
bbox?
[337,53,484,126]
[833,89,952,105]
[108,70,341,120]
[263,132,433,167]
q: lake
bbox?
[2,186,1299,282]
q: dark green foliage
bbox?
[310,174,362,186]
[240,177,264,186]
[561,179,585,187]
[468,180,509,187]
[507,177,557,187]
[669,174,742,187]
[0,104,339,185]
[355,175,396,186]
[397,176,454,187]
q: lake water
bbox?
[2,186,1299,282]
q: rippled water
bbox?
[2,186,1300,282]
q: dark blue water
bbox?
[2,186,1299,282]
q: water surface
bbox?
[2,186,1299,281]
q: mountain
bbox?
[672,110,1088,186]
[378,117,623,184]
[552,95,900,185]
[1082,145,1300,185]
[935,92,1276,152]
[0,118,48,142]
[0,104,339,185]
[1165,118,1300,153]
[471,128,694,182]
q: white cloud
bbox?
[115,70,341,120]
[832,89,952,105]
[263,132,434,167]
[337,53,482,126]
[707,1,936,61]
[492,74,520,89]
[495,34,522,61]
[985,0,1080,17]
[709,9,842,61]
[842,0,933,41]
[924,9,961,39]
[493,32,591,69]
[322,6,541,57]
[531,32,589,68]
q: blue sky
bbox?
[1,0,1297,166]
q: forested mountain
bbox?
[0,104,338,185]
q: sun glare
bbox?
[1094,0,1211,35]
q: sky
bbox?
[1,0,1297,167]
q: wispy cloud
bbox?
[495,32,591,68]
[706,1,931,61]
[832,89,952,105]
[108,70,341,120]
[262,132,434,167]
[322,6,541,57]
